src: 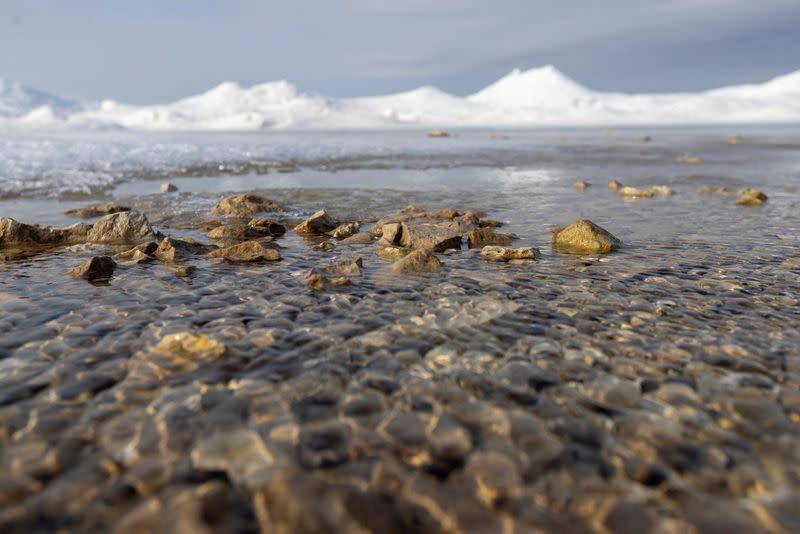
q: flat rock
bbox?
[618,186,654,199]
[0,217,91,246]
[154,237,214,262]
[208,224,275,243]
[340,232,373,245]
[207,240,281,263]
[69,256,116,281]
[552,219,621,254]
[467,228,515,249]
[390,249,443,274]
[736,188,768,206]
[213,194,285,217]
[371,205,477,237]
[377,246,412,260]
[86,211,155,243]
[293,210,339,235]
[478,219,504,228]
[480,246,540,261]
[64,203,131,219]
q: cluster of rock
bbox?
[699,185,769,206]
[2,192,627,287]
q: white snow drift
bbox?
[1,65,800,130]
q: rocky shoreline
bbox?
[0,177,797,533]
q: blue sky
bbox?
[1,0,799,103]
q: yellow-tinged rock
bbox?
[552,219,621,254]
[154,332,226,360]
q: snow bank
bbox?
[2,66,800,130]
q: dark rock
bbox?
[467,228,515,249]
[69,256,116,281]
[64,204,131,219]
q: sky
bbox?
[1,0,799,104]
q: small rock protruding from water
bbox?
[207,240,281,262]
[640,135,652,142]
[467,228,515,249]
[327,222,360,239]
[552,219,621,254]
[574,181,590,191]
[480,246,540,261]
[294,210,339,235]
[736,188,768,206]
[724,135,742,145]
[160,183,178,193]
[427,130,449,138]
[340,232,373,245]
[676,153,702,165]
[608,179,623,191]
[618,186,654,199]
[377,246,411,260]
[86,210,155,243]
[213,194,285,217]
[390,249,443,273]
[69,256,116,281]
[64,203,131,219]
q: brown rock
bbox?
[618,186,654,199]
[478,219,504,228]
[736,188,768,206]
[340,232,373,245]
[327,222,360,239]
[390,249,442,274]
[86,211,155,243]
[65,203,131,219]
[207,240,281,262]
[552,219,621,254]
[676,154,702,164]
[480,246,540,261]
[608,179,623,191]
[208,224,274,243]
[574,181,590,191]
[248,218,286,236]
[467,228,515,249]
[398,222,463,252]
[69,256,116,281]
[0,217,91,246]
[698,185,738,196]
[640,135,652,142]
[213,194,285,217]
[154,237,214,262]
[377,246,411,260]
[427,130,449,138]
[293,210,339,235]
[115,242,158,263]
[371,205,473,237]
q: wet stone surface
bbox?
[1,132,800,533]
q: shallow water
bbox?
[1,128,799,533]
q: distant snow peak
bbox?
[2,66,800,129]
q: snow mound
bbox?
[2,66,800,129]
[0,78,77,118]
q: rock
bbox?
[649,185,675,197]
[327,222,360,239]
[154,332,226,360]
[154,237,213,262]
[377,246,411,260]
[676,154,702,164]
[618,186,654,199]
[0,217,91,246]
[191,428,274,490]
[313,241,336,252]
[340,232,373,245]
[608,179,623,191]
[640,135,652,142]
[213,194,285,217]
[69,256,116,281]
[724,135,741,145]
[395,222,464,252]
[390,249,442,274]
[304,273,352,291]
[293,210,339,235]
[248,218,286,236]
[115,242,158,263]
[207,240,281,263]
[427,130,449,138]
[371,205,475,238]
[324,257,363,278]
[478,219,504,228]
[160,183,178,193]
[736,188,768,206]
[65,203,131,219]
[786,185,797,193]
[552,219,621,254]
[86,211,155,243]
[305,257,363,289]
[480,246,540,261]
[207,224,275,243]
[467,228,515,249]
[574,181,590,191]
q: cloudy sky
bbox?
[1,0,799,103]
